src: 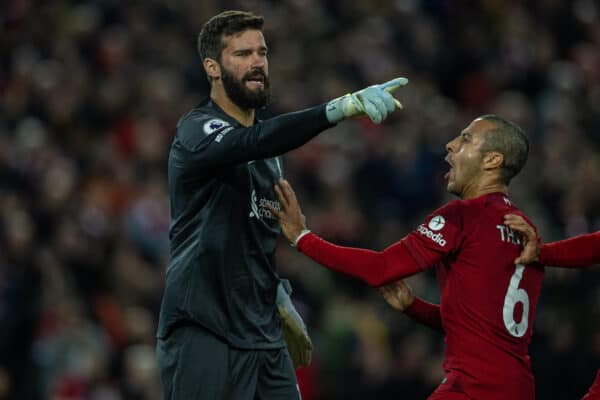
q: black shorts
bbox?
[156,324,300,400]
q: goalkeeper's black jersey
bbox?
[157,98,332,349]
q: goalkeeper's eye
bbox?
[234,50,252,57]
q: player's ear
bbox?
[203,57,221,82]
[483,151,504,171]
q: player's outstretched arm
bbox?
[378,280,443,333]
[174,77,408,174]
[325,77,408,124]
[267,179,425,286]
[505,214,600,268]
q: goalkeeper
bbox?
[156,9,408,400]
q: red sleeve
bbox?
[402,200,464,267]
[540,231,600,268]
[296,201,465,286]
[405,297,443,333]
[296,233,426,286]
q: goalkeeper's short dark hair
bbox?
[198,11,264,62]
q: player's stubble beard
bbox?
[220,65,270,110]
[447,154,483,198]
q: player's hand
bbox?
[504,214,540,264]
[325,77,408,124]
[268,179,307,245]
[377,279,415,312]
[277,280,313,369]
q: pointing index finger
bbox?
[379,77,409,92]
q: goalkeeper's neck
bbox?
[211,85,255,127]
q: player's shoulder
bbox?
[466,193,538,231]
[460,192,516,216]
[175,102,233,151]
[426,196,495,227]
[480,193,530,220]
[429,199,466,219]
[422,199,466,233]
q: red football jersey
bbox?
[296,192,544,399]
[403,192,544,399]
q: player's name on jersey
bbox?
[496,225,521,245]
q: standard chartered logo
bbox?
[249,190,260,218]
[249,190,280,220]
[417,224,447,247]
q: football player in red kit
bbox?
[503,214,600,400]
[268,115,540,399]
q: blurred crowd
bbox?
[1,0,600,399]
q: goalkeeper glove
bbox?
[276,279,313,369]
[325,77,408,124]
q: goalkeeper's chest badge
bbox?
[203,118,230,135]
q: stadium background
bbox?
[1,0,600,399]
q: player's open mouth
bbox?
[444,156,454,180]
[245,74,265,89]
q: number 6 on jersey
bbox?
[503,264,530,338]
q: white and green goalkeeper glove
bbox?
[325,77,409,124]
[276,279,313,369]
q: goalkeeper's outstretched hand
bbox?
[326,77,408,124]
[277,280,313,369]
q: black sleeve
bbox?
[172,104,333,173]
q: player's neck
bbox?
[210,87,255,127]
[461,180,508,200]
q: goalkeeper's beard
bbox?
[221,66,270,110]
